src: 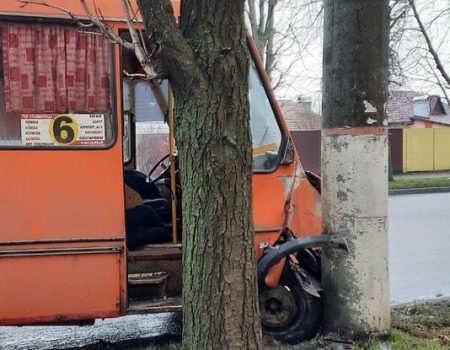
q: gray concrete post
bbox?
[321,0,391,337]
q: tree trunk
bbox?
[138,1,263,349]
[388,137,394,181]
[321,0,391,338]
[176,88,262,350]
[174,32,262,350]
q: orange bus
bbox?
[0,1,346,344]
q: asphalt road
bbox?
[389,192,450,304]
[1,192,449,349]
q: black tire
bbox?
[260,268,322,344]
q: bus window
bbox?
[120,29,171,174]
[249,63,282,172]
[0,22,115,148]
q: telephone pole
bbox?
[321,0,390,337]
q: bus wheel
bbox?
[260,269,322,344]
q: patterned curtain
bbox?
[2,23,111,113]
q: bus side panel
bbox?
[0,252,121,325]
[0,145,127,324]
[0,150,124,241]
[252,172,286,230]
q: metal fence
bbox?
[291,128,450,174]
[403,128,450,172]
[291,130,321,175]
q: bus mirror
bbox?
[281,138,295,165]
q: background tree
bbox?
[246,0,324,93]
[251,0,449,105]
[409,0,450,104]
[387,0,450,103]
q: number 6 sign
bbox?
[49,115,80,145]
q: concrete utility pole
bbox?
[321,0,390,338]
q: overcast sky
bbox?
[273,0,450,111]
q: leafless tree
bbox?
[390,0,450,105]
[247,0,449,105]
[246,0,324,92]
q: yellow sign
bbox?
[49,115,80,145]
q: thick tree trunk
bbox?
[176,88,262,350]
[321,0,391,338]
[139,1,263,349]
[175,16,262,350]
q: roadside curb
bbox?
[391,296,450,308]
[389,186,450,196]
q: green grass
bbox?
[389,177,450,189]
[355,330,447,350]
[389,329,444,350]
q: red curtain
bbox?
[2,23,111,113]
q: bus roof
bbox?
[0,0,180,22]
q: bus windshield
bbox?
[249,63,282,172]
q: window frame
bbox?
[247,35,288,174]
[0,17,118,151]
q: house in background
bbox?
[387,91,450,172]
[282,91,450,174]
[279,97,321,174]
[387,91,450,128]
[279,97,321,131]
[412,95,450,128]
[386,90,419,127]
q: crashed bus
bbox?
[0,0,346,344]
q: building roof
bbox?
[280,92,448,129]
[279,99,321,131]
[429,96,448,115]
[387,91,420,125]
[412,95,450,126]
[413,115,450,126]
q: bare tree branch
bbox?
[247,0,259,39]
[410,0,450,87]
[258,0,266,38]
[119,0,156,78]
[19,0,93,28]
[18,1,118,45]
[427,59,450,106]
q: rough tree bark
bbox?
[321,0,391,338]
[138,1,263,349]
